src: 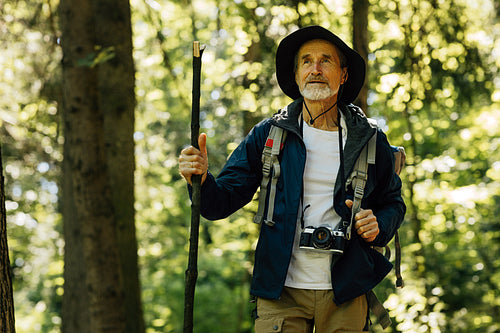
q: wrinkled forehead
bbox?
[294,39,348,72]
[295,39,347,67]
[298,39,339,56]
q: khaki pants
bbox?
[254,287,369,333]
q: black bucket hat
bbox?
[276,25,366,104]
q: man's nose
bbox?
[311,60,322,74]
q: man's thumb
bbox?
[345,199,353,209]
[198,133,208,155]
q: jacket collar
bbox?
[334,102,377,219]
[338,102,377,178]
[271,99,377,206]
[271,98,376,160]
[270,97,304,137]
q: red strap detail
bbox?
[265,139,284,150]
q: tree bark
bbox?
[352,0,369,113]
[0,146,16,333]
[59,0,143,332]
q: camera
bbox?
[299,225,346,254]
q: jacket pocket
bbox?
[254,317,284,332]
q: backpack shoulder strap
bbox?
[392,145,406,289]
[394,146,406,176]
[347,128,393,330]
[367,290,392,329]
[345,130,377,239]
[254,125,287,226]
[367,142,406,329]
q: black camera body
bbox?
[299,225,346,254]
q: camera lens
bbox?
[312,227,332,249]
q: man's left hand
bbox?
[345,199,379,243]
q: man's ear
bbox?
[341,69,348,84]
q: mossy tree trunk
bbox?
[0,145,16,333]
[59,0,144,332]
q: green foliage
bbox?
[1,0,498,332]
[367,0,500,332]
[76,46,116,68]
[1,0,63,331]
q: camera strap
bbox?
[299,111,345,231]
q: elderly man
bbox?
[179,25,405,332]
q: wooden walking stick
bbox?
[184,41,205,333]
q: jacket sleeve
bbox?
[188,119,271,220]
[365,130,406,247]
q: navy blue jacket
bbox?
[195,98,406,304]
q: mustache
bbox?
[305,75,327,83]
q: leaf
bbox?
[77,46,116,68]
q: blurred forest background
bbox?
[1,0,499,332]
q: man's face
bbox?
[295,39,348,102]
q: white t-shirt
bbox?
[284,119,346,290]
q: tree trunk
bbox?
[59,0,143,332]
[352,0,369,113]
[0,146,16,333]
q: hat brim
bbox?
[276,25,366,104]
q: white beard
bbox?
[300,83,334,101]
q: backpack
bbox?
[254,122,406,329]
